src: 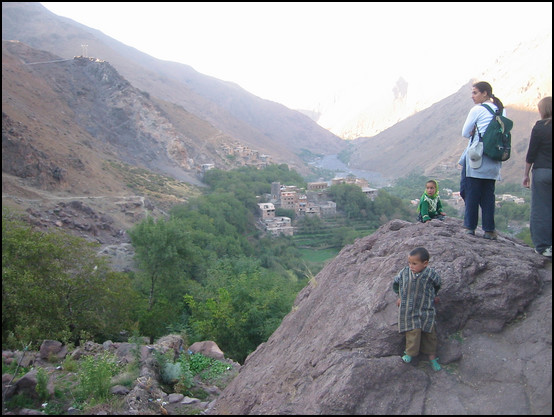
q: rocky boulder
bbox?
[207,218,552,415]
[188,341,225,360]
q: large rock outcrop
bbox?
[207,218,552,415]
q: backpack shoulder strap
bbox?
[481,103,498,115]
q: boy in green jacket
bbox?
[417,179,446,223]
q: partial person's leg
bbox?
[420,327,441,371]
[481,179,496,233]
[463,177,481,231]
[420,327,438,359]
[530,168,553,253]
[460,162,467,202]
[404,329,422,358]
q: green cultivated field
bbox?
[297,247,340,264]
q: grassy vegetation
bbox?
[104,160,201,202]
[1,345,236,415]
[296,247,341,264]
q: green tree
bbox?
[128,216,189,311]
[296,215,324,234]
[128,216,201,342]
[2,208,138,347]
[326,183,371,218]
[184,257,302,363]
[275,208,296,220]
[370,189,414,222]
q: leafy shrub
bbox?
[36,367,50,402]
[4,393,35,410]
[161,362,182,384]
[188,353,229,380]
[62,356,78,373]
[173,356,195,393]
[76,353,119,402]
[188,353,213,375]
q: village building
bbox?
[307,182,328,191]
[319,201,337,217]
[361,186,378,201]
[280,190,298,211]
[499,194,526,204]
[264,216,293,237]
[304,205,321,217]
[258,203,276,219]
[259,175,375,236]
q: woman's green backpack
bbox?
[476,104,513,161]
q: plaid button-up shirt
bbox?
[393,266,441,333]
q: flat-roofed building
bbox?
[280,191,298,210]
[319,201,337,217]
[258,202,276,219]
[305,205,321,217]
[361,187,378,201]
[307,182,328,191]
[264,216,293,236]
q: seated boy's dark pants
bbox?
[404,327,437,357]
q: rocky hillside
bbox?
[2,335,240,415]
[2,39,257,185]
[2,39,213,270]
[207,218,552,415]
[1,2,346,175]
[1,2,347,267]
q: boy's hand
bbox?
[434,296,440,304]
[396,298,401,307]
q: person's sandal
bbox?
[430,358,441,371]
[401,352,412,363]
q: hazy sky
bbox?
[41,2,552,110]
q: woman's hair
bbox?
[473,81,504,112]
[538,96,552,124]
[410,247,430,263]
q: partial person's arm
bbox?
[522,162,532,188]
[523,123,541,188]
[461,106,481,138]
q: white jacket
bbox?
[459,102,504,180]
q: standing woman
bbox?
[459,81,505,239]
[522,96,552,257]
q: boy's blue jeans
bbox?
[463,176,496,232]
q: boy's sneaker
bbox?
[430,358,441,372]
[401,352,412,363]
[536,246,552,257]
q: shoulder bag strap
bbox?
[481,103,498,115]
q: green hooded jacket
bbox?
[417,179,444,222]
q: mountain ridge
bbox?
[3,2,551,188]
[2,2,346,178]
[311,32,552,140]
[346,80,547,185]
